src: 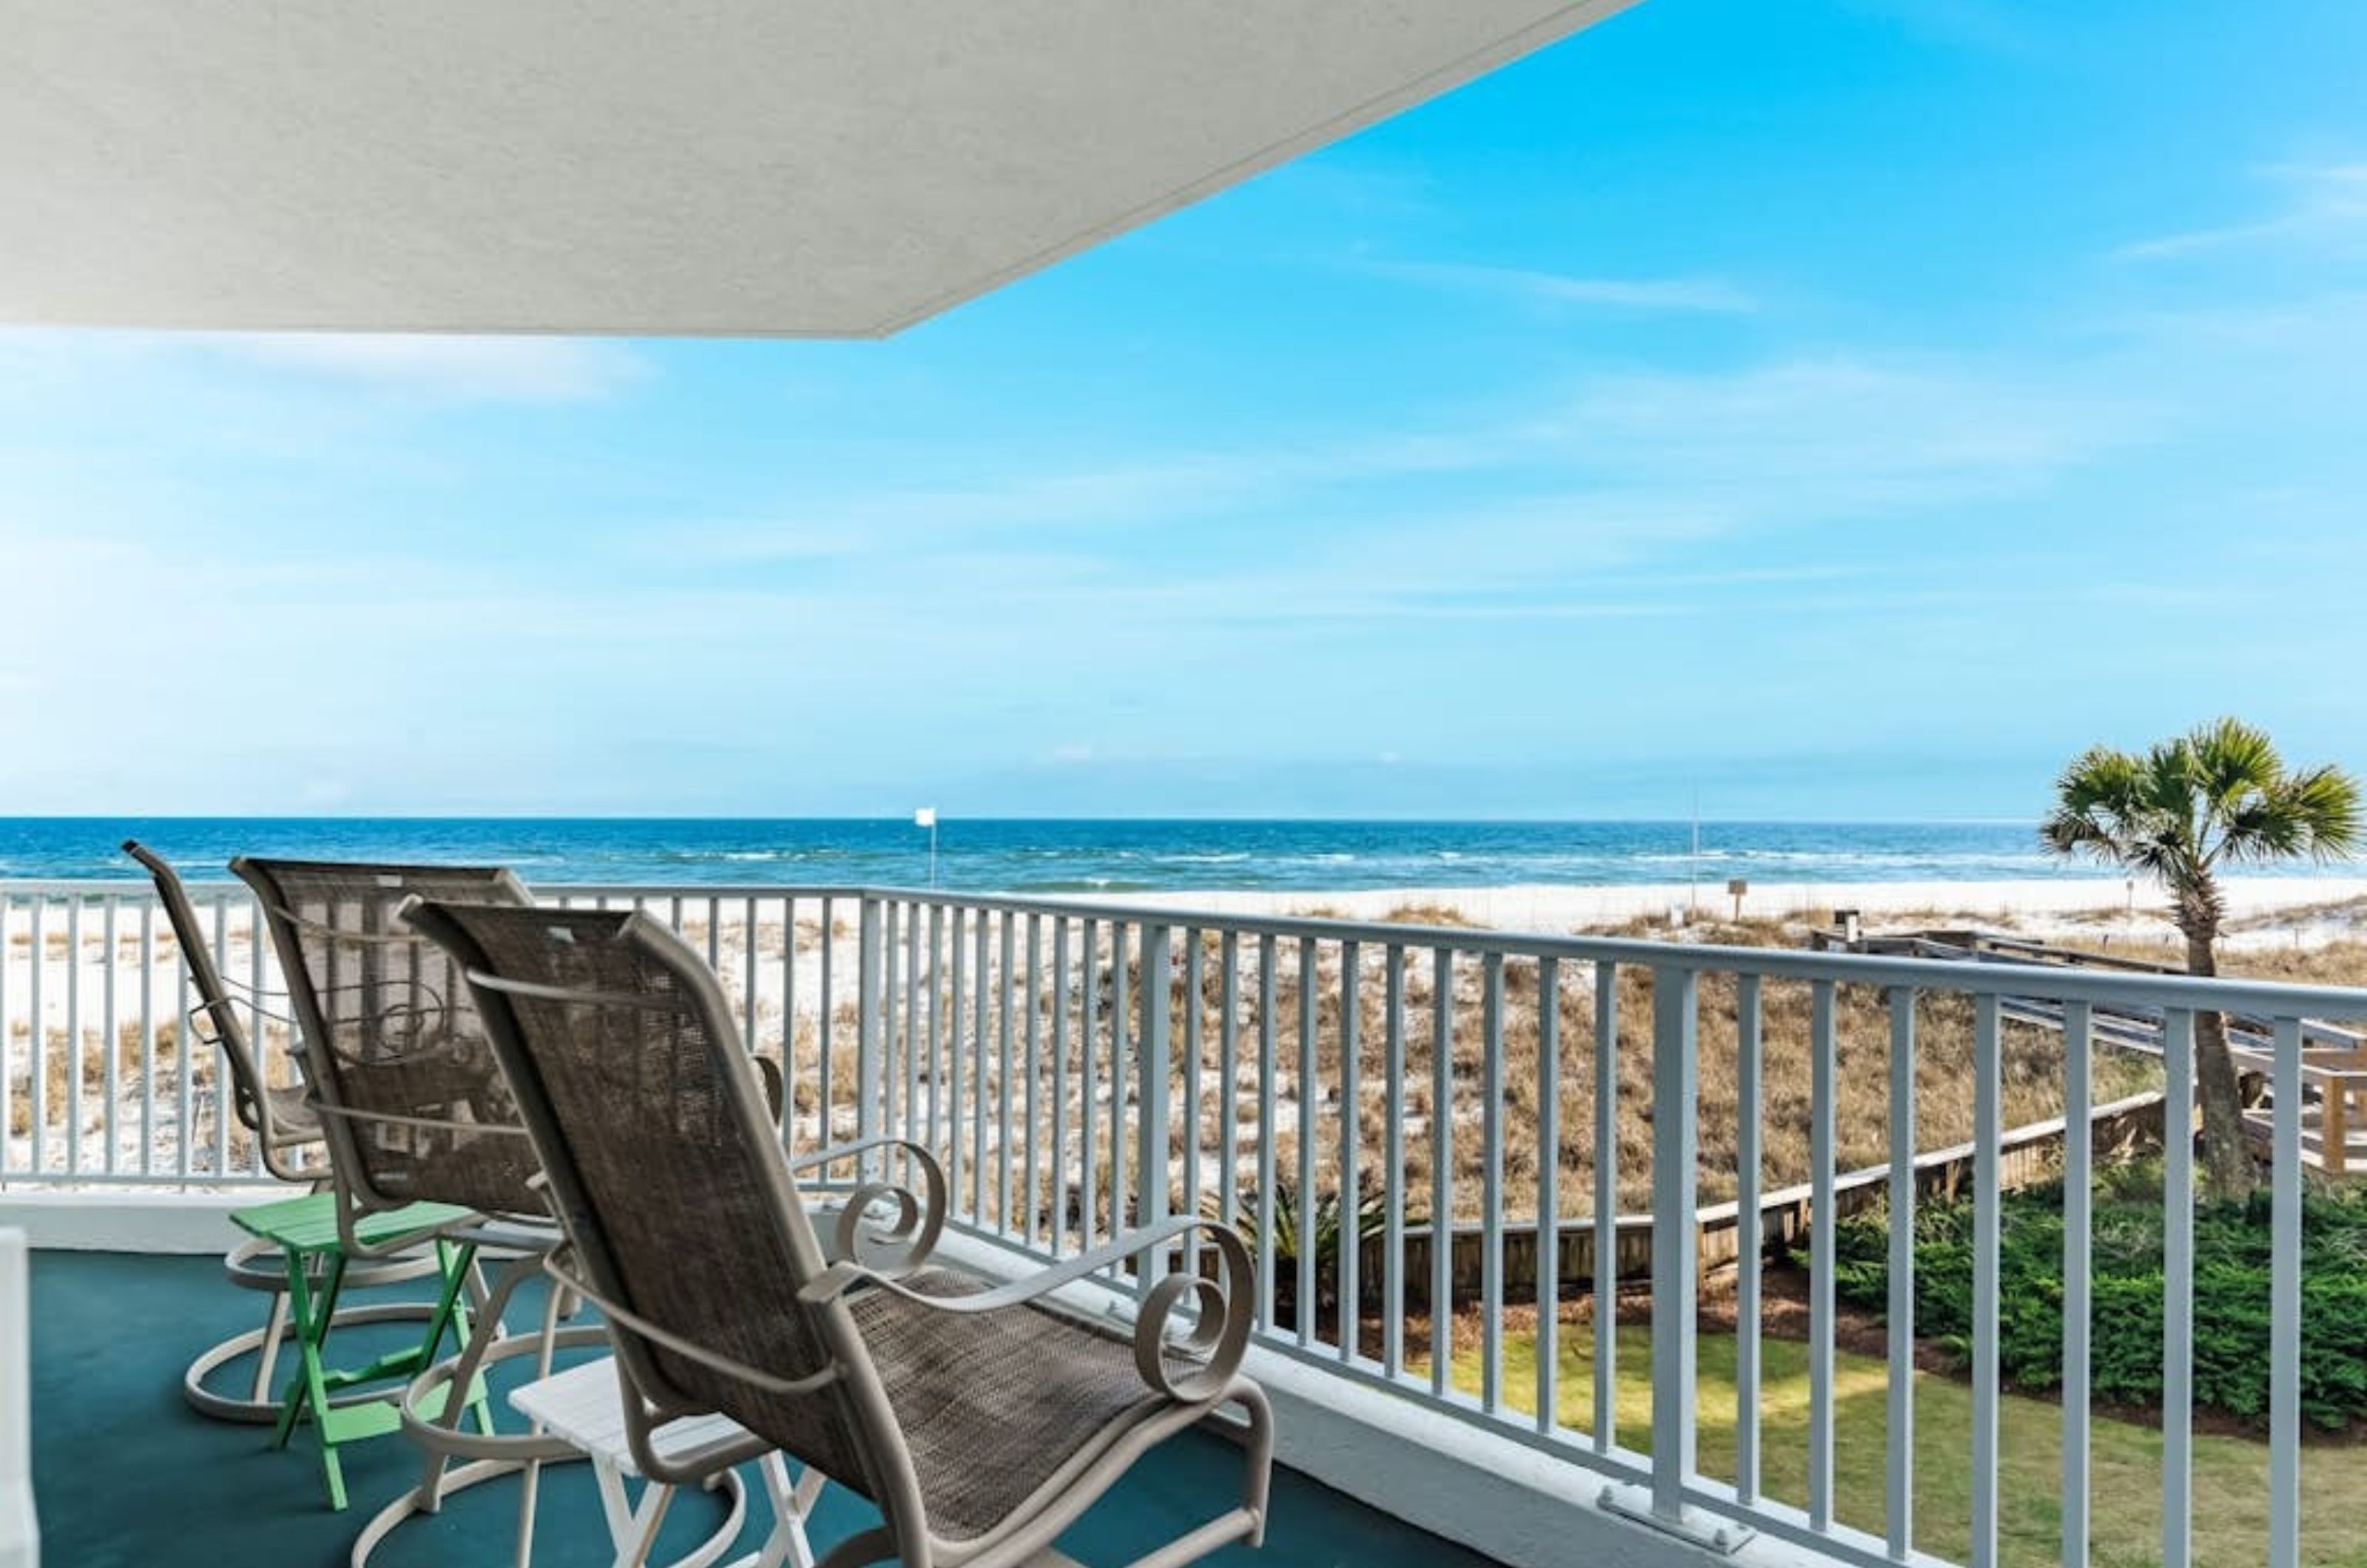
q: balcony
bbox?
[4,876,2359,1567]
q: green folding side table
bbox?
[233,1191,492,1510]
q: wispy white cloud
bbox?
[2117,161,2367,260]
[1367,260,1760,314]
[0,326,646,403]
[198,333,647,402]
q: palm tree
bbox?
[2041,718,2361,1197]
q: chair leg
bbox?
[757,1456,823,1568]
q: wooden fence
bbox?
[1374,1090,2167,1310]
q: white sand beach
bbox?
[1077,875,2367,946]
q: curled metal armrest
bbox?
[541,1244,843,1401]
[1131,1222,1254,1401]
[186,996,301,1039]
[752,1055,786,1121]
[788,1137,948,1275]
[799,1216,1257,1402]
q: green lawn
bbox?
[1425,1325,2367,1567]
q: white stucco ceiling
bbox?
[0,1,1632,337]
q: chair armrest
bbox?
[751,1055,786,1121]
[800,1217,1256,1402]
[787,1137,947,1274]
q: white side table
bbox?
[510,1357,820,1568]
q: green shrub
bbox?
[1829,1174,2367,1431]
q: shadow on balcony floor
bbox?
[30,1248,1499,1568]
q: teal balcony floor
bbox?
[28,1248,1499,1568]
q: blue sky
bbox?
[4,0,2365,820]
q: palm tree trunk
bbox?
[2181,922,2255,1200]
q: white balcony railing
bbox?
[2,877,2353,1568]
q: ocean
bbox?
[0,816,2231,892]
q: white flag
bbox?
[914,807,937,828]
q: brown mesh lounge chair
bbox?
[232,855,607,1547]
[408,898,1274,1568]
[121,841,446,1426]
[234,855,797,1555]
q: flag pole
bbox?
[915,807,939,888]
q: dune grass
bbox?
[1423,1322,2367,1567]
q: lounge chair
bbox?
[231,856,597,1541]
[408,898,1274,1568]
[120,841,450,1427]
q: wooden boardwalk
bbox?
[1821,927,2367,1177]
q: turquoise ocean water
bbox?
[0,816,2306,892]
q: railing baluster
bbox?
[1024,913,1043,1246]
[28,899,45,1173]
[65,896,81,1175]
[903,899,922,1188]
[245,890,269,1179]
[1183,929,1204,1248]
[999,910,1016,1232]
[0,895,13,1175]
[1480,951,1505,1408]
[138,899,155,1177]
[1971,992,2002,1568]
[211,896,230,1177]
[1219,932,1241,1251]
[1430,947,1453,1396]
[1110,923,1131,1267]
[1382,943,1407,1381]
[174,899,192,1179]
[1887,987,1917,1561]
[1297,936,1319,1349]
[2062,999,2092,1568]
[1536,955,1560,1435]
[2270,1013,2302,1568]
[1340,940,1362,1363]
[926,904,945,1184]
[741,894,758,1047]
[1809,977,1837,1532]
[1593,959,1617,1453]
[976,909,993,1230]
[1260,936,1280,1334]
[2161,1007,2195,1568]
[1080,918,1099,1249]
[817,896,835,1146]
[932,905,951,1208]
[1138,924,1172,1294]
[856,897,882,1163]
[1648,964,1699,1527]
[780,896,796,1139]
[1735,973,1763,1505]
[1052,916,1072,1257]
[102,896,119,1175]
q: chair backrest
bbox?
[232,857,541,1219]
[121,840,297,1164]
[406,900,894,1509]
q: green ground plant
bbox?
[1830,1172,2367,1431]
